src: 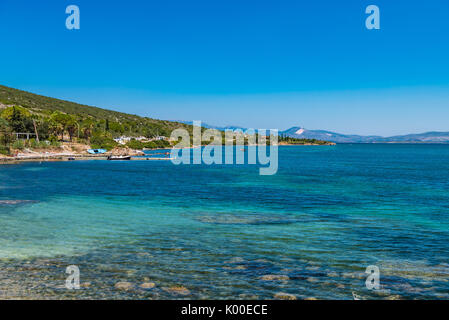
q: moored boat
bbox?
[107,155,132,161]
[87,149,107,154]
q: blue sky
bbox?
[0,0,448,135]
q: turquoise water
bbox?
[1,145,449,299]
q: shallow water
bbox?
[1,145,449,299]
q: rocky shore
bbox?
[0,144,145,164]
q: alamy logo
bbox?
[170,121,279,175]
[365,265,380,290]
[64,5,378,31]
[65,265,80,290]
[365,5,380,30]
[66,5,80,30]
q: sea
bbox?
[0,144,448,299]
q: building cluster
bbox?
[113,136,167,145]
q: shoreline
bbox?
[0,144,338,164]
[278,143,336,146]
[0,153,174,164]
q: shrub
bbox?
[154,139,170,148]
[0,145,10,155]
[12,140,25,150]
[49,135,59,143]
[126,139,144,150]
[29,138,38,148]
[50,140,61,147]
[143,141,157,149]
[90,134,117,150]
[142,140,170,149]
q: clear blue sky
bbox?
[0,0,448,135]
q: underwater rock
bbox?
[0,200,37,205]
[194,212,300,225]
[274,292,297,300]
[114,282,133,291]
[238,294,259,300]
[390,282,421,294]
[342,272,364,279]
[260,275,290,281]
[126,269,137,276]
[162,286,190,296]
[385,295,403,300]
[305,266,320,271]
[224,257,244,264]
[140,282,156,289]
[254,259,270,264]
[232,266,247,270]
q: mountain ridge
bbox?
[178,122,449,143]
[281,127,449,143]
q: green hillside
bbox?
[0,84,195,153]
[0,84,191,133]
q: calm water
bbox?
[1,145,449,300]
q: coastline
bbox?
[278,142,336,146]
[0,144,335,164]
[0,151,174,164]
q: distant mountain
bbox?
[280,127,382,143]
[384,131,449,143]
[179,121,449,143]
[280,127,449,143]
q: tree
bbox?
[0,118,12,147]
[49,111,77,141]
[81,119,95,141]
[49,116,64,140]
[66,117,78,142]
[4,106,28,133]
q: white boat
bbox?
[107,155,131,161]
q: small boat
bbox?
[67,157,76,161]
[87,149,107,154]
[107,155,132,161]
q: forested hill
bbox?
[0,84,192,137]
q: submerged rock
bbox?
[194,212,300,226]
[0,200,37,205]
[342,272,364,279]
[232,266,247,270]
[224,257,244,264]
[114,282,133,291]
[254,259,270,264]
[140,282,156,289]
[260,275,290,281]
[126,270,137,276]
[385,295,403,300]
[162,286,190,296]
[274,292,297,300]
[238,294,259,300]
[305,266,320,271]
